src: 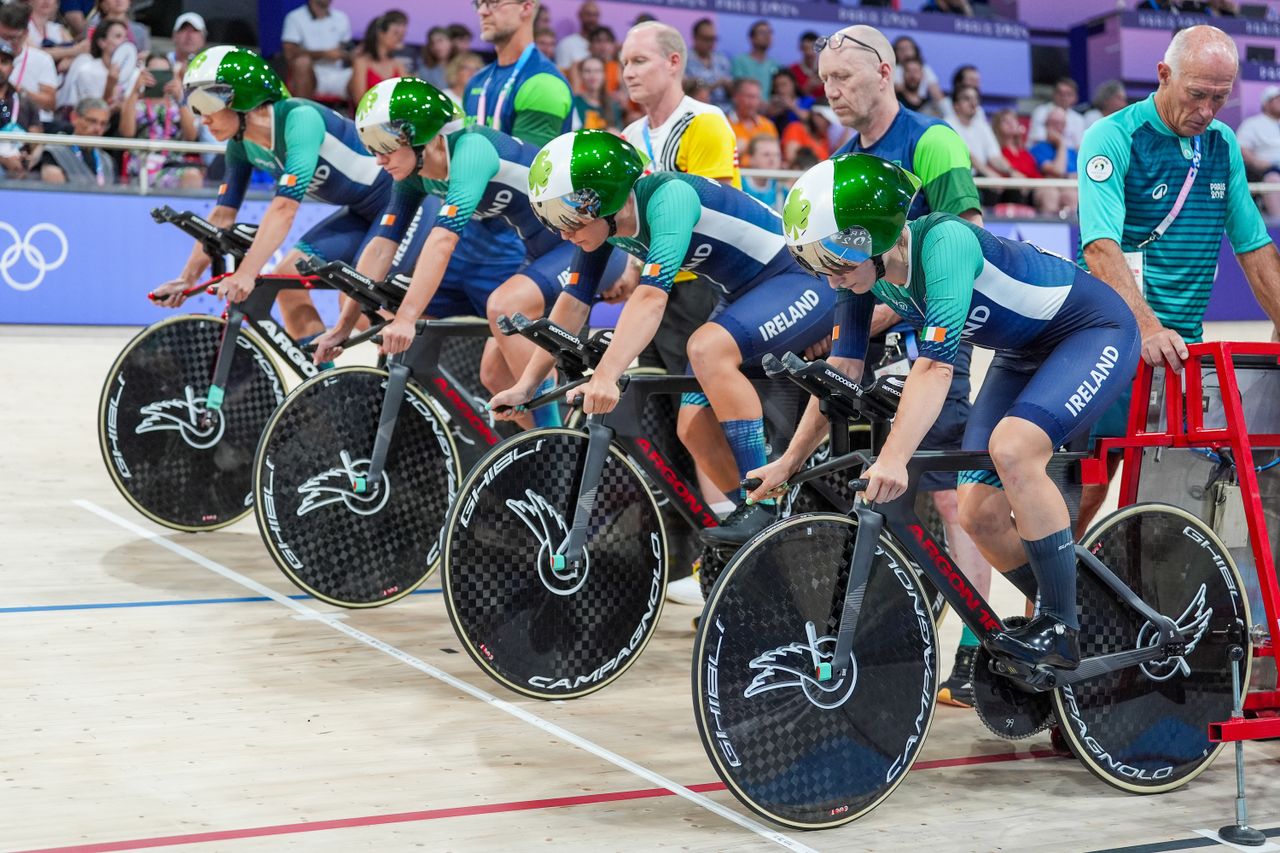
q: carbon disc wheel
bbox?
[693,512,938,829]
[253,366,459,607]
[442,428,668,700]
[1052,503,1250,793]
[98,315,286,531]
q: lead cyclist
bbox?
[747,153,1141,669]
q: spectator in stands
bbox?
[1029,107,1078,216]
[587,25,621,96]
[0,37,43,178]
[535,26,556,61]
[1083,79,1127,130]
[727,77,777,154]
[685,77,711,104]
[166,13,206,77]
[60,0,92,40]
[741,133,784,210]
[939,63,982,125]
[29,0,79,72]
[118,53,200,188]
[947,84,1009,179]
[348,11,410,105]
[39,95,114,184]
[555,0,598,70]
[1138,0,1239,12]
[534,3,551,33]
[781,103,832,164]
[443,51,482,106]
[58,17,134,112]
[0,3,57,119]
[686,18,731,109]
[789,31,823,100]
[923,0,975,14]
[765,67,811,132]
[1029,76,1085,149]
[992,107,1045,211]
[282,0,353,101]
[572,54,622,130]
[896,58,939,115]
[447,23,473,55]
[731,20,779,99]
[85,0,149,57]
[1236,85,1280,219]
[419,26,452,90]
[892,36,943,110]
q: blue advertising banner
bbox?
[0,190,341,326]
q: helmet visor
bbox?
[359,120,409,156]
[186,84,234,117]
[531,188,602,232]
[790,226,874,275]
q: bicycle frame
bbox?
[1084,342,1280,739]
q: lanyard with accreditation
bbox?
[1126,134,1201,293]
[474,43,535,129]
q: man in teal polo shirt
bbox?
[1075,24,1280,533]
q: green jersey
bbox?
[1077,94,1270,341]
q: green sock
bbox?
[958,625,980,648]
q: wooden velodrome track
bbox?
[3,321,1278,853]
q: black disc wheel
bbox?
[694,513,938,829]
[98,315,286,531]
[253,366,459,607]
[442,428,668,700]
[1052,503,1250,793]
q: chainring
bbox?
[973,617,1055,740]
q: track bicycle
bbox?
[251,257,532,607]
[441,315,834,700]
[693,353,1251,830]
[98,206,347,532]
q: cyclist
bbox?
[750,153,1140,669]
[318,77,623,427]
[149,46,433,348]
[497,129,835,540]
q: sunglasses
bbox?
[813,33,883,65]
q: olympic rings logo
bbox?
[0,221,69,291]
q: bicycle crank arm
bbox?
[205,306,246,413]
[353,358,411,494]
[550,420,613,574]
[996,643,1180,691]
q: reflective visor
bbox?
[358,121,408,155]
[531,194,594,233]
[185,85,234,117]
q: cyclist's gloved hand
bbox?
[215,271,255,304]
[487,385,534,420]
[151,278,194,308]
[568,374,620,415]
[310,328,347,365]
[744,458,795,505]
[379,317,416,356]
[861,456,908,504]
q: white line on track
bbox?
[75,499,818,853]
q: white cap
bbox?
[812,104,839,126]
[173,12,207,34]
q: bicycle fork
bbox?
[818,503,883,682]
[352,355,411,494]
[549,419,614,575]
[203,305,246,417]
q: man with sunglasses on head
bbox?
[807,24,993,710]
[148,47,426,349]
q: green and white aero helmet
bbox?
[182,46,289,116]
[783,153,922,275]
[527,130,648,231]
[355,77,461,154]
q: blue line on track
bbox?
[0,588,443,614]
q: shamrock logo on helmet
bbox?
[784,187,811,241]
[186,50,212,74]
[356,87,378,122]
[529,149,553,194]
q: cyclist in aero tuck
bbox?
[500,129,834,540]
[150,47,418,353]
[749,153,1140,670]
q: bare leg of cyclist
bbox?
[985,416,1081,667]
[273,250,326,341]
[960,482,1042,618]
[485,275,559,427]
[933,486,993,708]
[479,338,533,430]
[676,404,739,494]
